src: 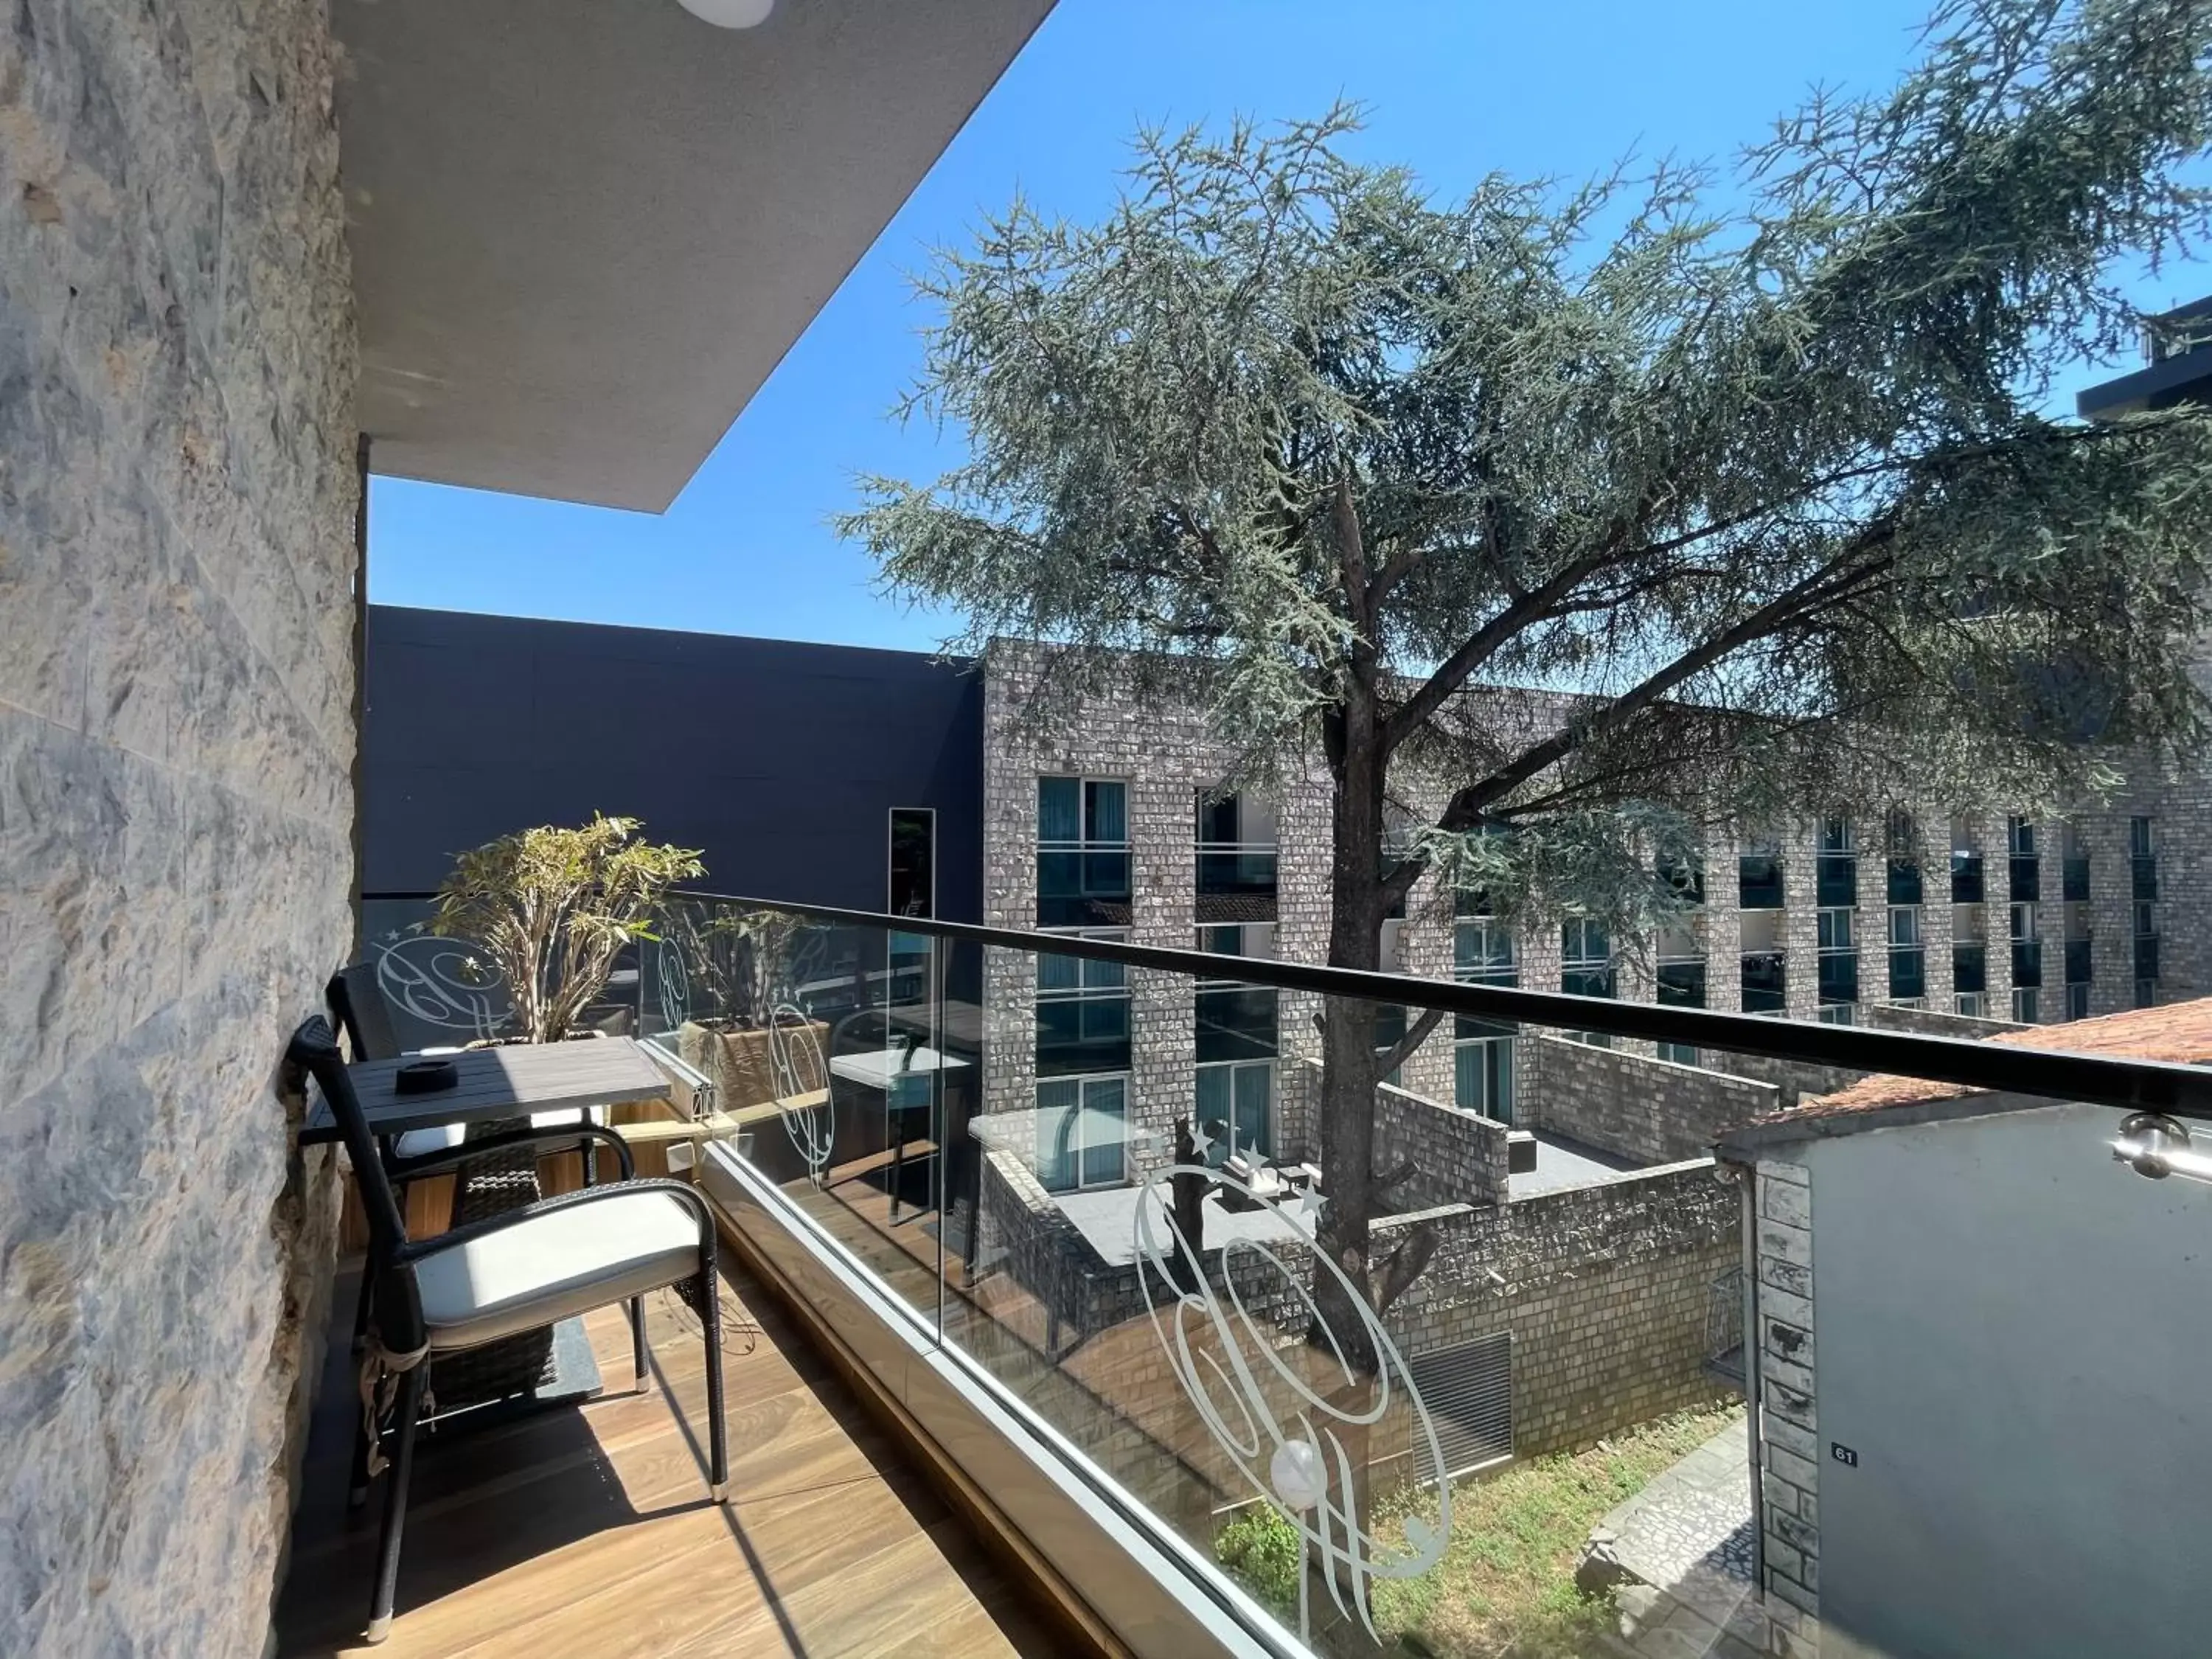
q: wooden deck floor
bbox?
[274,1262,1061,1659]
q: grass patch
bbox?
[1214,1404,1742,1658]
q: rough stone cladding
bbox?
[0,6,357,1656]
[1365,1068,1510,1209]
[1523,1035,1781,1166]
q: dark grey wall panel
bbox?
[364,606,983,919]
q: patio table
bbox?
[298,1037,671,1144]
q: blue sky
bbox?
[370,0,2208,652]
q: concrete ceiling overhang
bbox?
[334,0,1053,512]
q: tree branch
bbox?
[1434,531,1902,833]
[1375,1004,1450,1079]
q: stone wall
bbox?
[0,6,355,1655]
[1523,1034,1781,1166]
[1381,1161,1741,1455]
[976,1143,1739,1463]
[1372,1076,1511,1209]
[1856,1001,2024,1039]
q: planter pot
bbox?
[677,1017,830,1112]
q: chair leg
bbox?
[365,1364,427,1645]
[347,1391,376,1511]
[630,1295,649,1393]
[700,1271,728,1503]
[349,1259,375,1356]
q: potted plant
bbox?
[429,814,704,1043]
[665,905,832,1110]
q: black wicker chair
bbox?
[326,966,622,1385]
[286,1017,729,1644]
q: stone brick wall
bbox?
[1382,1161,1742,1455]
[1857,1001,2023,1039]
[1523,1034,1782,1166]
[976,1141,1739,1462]
[1371,1074,1510,1209]
[0,7,355,1655]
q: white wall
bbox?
[1801,1102,2212,1658]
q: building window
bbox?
[2008,815,2040,903]
[1195,1060,1273,1164]
[1036,930,1132,1079]
[1953,941,1988,996]
[1036,1074,1127,1192]
[2064,936,2092,985]
[2061,821,2090,903]
[1453,1032,1515,1120]
[1561,918,1615,1000]
[2010,902,2041,988]
[2135,978,2157,1010]
[888,807,935,919]
[1742,952,1787,1015]
[1195,790,1279,904]
[1374,1001,1408,1087]
[1888,904,1926,1002]
[1455,918,1518,1122]
[1195,922,1277,1161]
[2131,815,2159,900]
[2066,982,2090,1020]
[2011,985,2040,1023]
[1818,1002,1855,1026]
[1738,832,1784,911]
[1660,852,1706,908]
[1197,928,1278,1058]
[2135,898,2160,988]
[1956,991,1987,1017]
[1950,818,1985,904]
[1818,906,1859,1008]
[1885,809,1923,905]
[1817,817,1857,908]
[1038,777,1130,927]
[1655,922,1703,1065]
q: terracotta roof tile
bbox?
[1784,997,2212,1121]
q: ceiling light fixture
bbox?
[675,0,774,28]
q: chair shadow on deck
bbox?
[275,1262,1060,1658]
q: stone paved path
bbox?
[1580,1416,1770,1659]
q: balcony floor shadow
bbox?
[274,1260,1060,1658]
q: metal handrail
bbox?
[673,889,2212,1119]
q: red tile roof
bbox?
[1789,997,2212,1120]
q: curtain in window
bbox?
[1038,777,1082,843]
[1234,1064,1272,1159]
[1085,780,1127,844]
[1195,1065,1233,1156]
[1081,1077,1127,1187]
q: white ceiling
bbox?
[335,0,1053,512]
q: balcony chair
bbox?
[286,1017,729,1644]
[326,965,612,1354]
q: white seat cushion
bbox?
[413,1189,703,1351]
[392,1123,467,1160]
[390,1107,602,1162]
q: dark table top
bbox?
[299,1037,672,1144]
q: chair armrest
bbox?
[383,1122,636,1184]
[395,1177,715,1267]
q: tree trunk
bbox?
[1312,692,1389,1374]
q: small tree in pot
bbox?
[431,814,704,1043]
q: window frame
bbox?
[1034,1073,1131,1193]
